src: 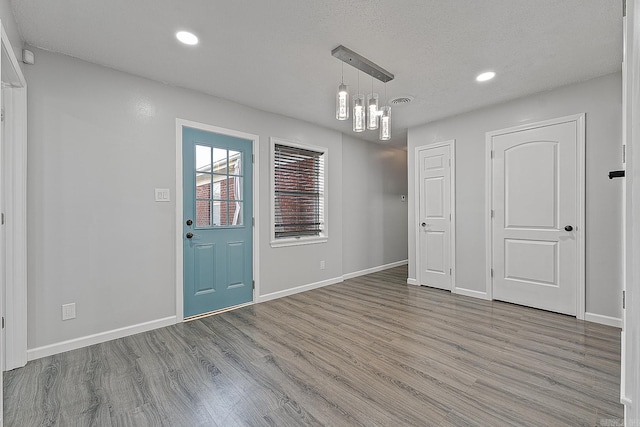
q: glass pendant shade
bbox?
[353,94,366,132]
[366,93,379,130]
[379,105,391,141]
[336,83,349,120]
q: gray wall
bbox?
[408,72,623,319]
[25,48,408,350]
[342,134,408,274]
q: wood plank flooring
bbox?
[4,266,623,426]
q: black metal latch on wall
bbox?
[608,170,625,179]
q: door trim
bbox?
[1,23,28,371]
[414,139,457,292]
[175,119,260,322]
[484,113,586,319]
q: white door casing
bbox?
[0,22,28,375]
[0,39,4,420]
[486,114,585,317]
[0,21,30,425]
[621,0,640,414]
[621,4,629,406]
[416,141,455,291]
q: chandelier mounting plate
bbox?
[331,45,394,83]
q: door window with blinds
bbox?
[270,137,327,247]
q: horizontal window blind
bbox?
[274,143,325,238]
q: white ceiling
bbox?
[10,0,622,147]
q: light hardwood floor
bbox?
[4,266,623,426]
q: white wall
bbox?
[342,134,408,275]
[25,47,408,352]
[408,73,623,320]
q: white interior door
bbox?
[418,144,452,291]
[490,117,582,315]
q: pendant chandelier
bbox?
[332,45,394,142]
[379,83,391,140]
[353,72,365,132]
[366,78,379,131]
[335,62,349,121]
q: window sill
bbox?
[270,236,328,248]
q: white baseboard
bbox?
[343,259,408,280]
[453,287,490,300]
[27,316,177,361]
[22,263,405,361]
[584,312,622,328]
[407,278,418,286]
[257,276,344,303]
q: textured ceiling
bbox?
[10,0,622,146]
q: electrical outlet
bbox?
[62,303,76,321]
[320,260,326,270]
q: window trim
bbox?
[270,137,328,248]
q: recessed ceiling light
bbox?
[476,71,496,82]
[176,31,198,46]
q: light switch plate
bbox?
[155,188,170,202]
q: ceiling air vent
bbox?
[389,96,414,105]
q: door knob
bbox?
[564,225,573,232]
[421,222,427,227]
[186,232,194,239]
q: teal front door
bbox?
[183,126,253,318]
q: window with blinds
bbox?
[271,138,327,246]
